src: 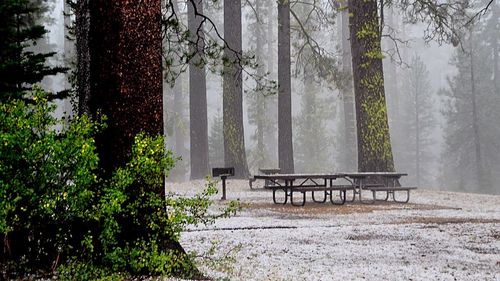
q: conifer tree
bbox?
[441,15,500,194]
[0,0,66,101]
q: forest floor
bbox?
[167,179,500,281]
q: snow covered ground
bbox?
[168,179,500,281]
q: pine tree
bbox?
[188,0,209,179]
[293,0,334,173]
[246,0,273,172]
[440,14,500,194]
[348,0,396,174]
[208,110,224,168]
[277,0,294,173]
[294,82,333,173]
[0,0,66,101]
[398,55,436,187]
[223,0,249,178]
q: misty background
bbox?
[42,0,498,194]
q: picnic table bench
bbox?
[253,173,355,206]
[251,172,417,206]
[342,172,416,203]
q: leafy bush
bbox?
[0,86,102,272]
[0,86,239,280]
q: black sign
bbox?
[212,167,235,177]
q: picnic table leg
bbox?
[312,190,327,203]
[312,179,327,203]
[392,190,411,203]
[342,178,356,202]
[248,177,256,189]
[329,189,346,205]
[273,188,288,205]
[359,178,375,204]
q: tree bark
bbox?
[255,0,267,169]
[348,0,396,173]
[340,1,357,171]
[81,0,191,265]
[278,0,294,173]
[86,0,163,172]
[265,1,278,166]
[223,0,249,178]
[76,0,91,116]
[63,0,74,119]
[188,0,209,179]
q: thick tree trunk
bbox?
[82,0,190,266]
[75,0,91,116]
[340,1,357,171]
[87,0,163,172]
[188,0,209,179]
[63,0,74,119]
[265,1,278,167]
[348,0,396,172]
[277,0,294,173]
[255,0,267,169]
[223,0,249,178]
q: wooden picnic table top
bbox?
[339,172,408,178]
[253,173,343,180]
[253,172,408,180]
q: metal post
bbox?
[221,175,227,200]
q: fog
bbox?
[43,0,499,195]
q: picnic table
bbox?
[340,172,416,203]
[250,172,417,206]
[252,173,354,206]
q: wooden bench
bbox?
[344,183,385,202]
[272,185,355,207]
[364,186,417,203]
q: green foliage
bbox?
[0,86,102,260]
[0,0,67,102]
[1,87,239,279]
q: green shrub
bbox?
[0,86,239,280]
[0,86,103,272]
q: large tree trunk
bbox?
[63,0,74,119]
[87,0,163,172]
[76,0,91,116]
[188,0,209,179]
[348,0,396,172]
[254,0,267,169]
[339,0,357,171]
[81,0,190,264]
[277,0,294,174]
[223,0,249,178]
[265,0,278,167]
